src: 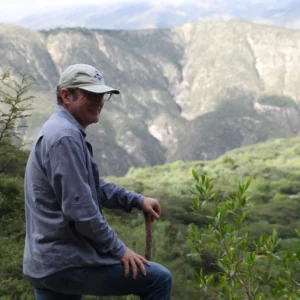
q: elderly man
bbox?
[23,64,172,299]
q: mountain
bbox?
[15,0,300,31]
[1,21,300,176]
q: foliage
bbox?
[0,161,32,299]
[0,70,34,299]
[188,170,300,299]
[0,70,34,144]
[0,70,34,173]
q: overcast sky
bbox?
[0,0,191,22]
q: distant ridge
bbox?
[1,21,300,175]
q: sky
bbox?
[0,0,192,22]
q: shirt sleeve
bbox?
[44,136,126,259]
[100,178,144,212]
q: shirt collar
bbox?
[55,105,87,137]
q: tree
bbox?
[0,70,34,173]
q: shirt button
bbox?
[75,197,80,202]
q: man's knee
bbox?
[160,265,172,285]
[145,262,172,299]
[150,262,172,287]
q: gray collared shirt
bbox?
[23,105,144,278]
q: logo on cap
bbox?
[94,74,102,81]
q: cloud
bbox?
[2,0,194,22]
[1,0,114,21]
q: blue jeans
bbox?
[26,262,172,300]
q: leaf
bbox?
[205,178,210,189]
[214,192,219,205]
[295,229,300,239]
[189,188,198,196]
[192,169,199,182]
[245,177,252,190]
[196,184,205,194]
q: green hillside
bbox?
[1,135,300,299]
[108,136,300,235]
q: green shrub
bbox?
[188,170,300,299]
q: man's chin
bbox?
[91,117,100,124]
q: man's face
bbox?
[61,88,105,128]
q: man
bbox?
[23,64,172,299]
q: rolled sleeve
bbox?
[44,136,126,258]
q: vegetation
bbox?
[0,70,33,174]
[108,137,300,299]
[1,70,300,299]
[2,133,300,299]
[188,171,300,299]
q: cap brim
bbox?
[80,85,120,94]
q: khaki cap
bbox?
[58,64,120,94]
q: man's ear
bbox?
[60,88,71,105]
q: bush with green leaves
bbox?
[188,170,300,299]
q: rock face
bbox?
[1,21,300,175]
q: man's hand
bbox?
[142,197,161,222]
[120,248,150,279]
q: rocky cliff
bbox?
[1,21,300,175]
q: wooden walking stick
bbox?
[143,212,152,261]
